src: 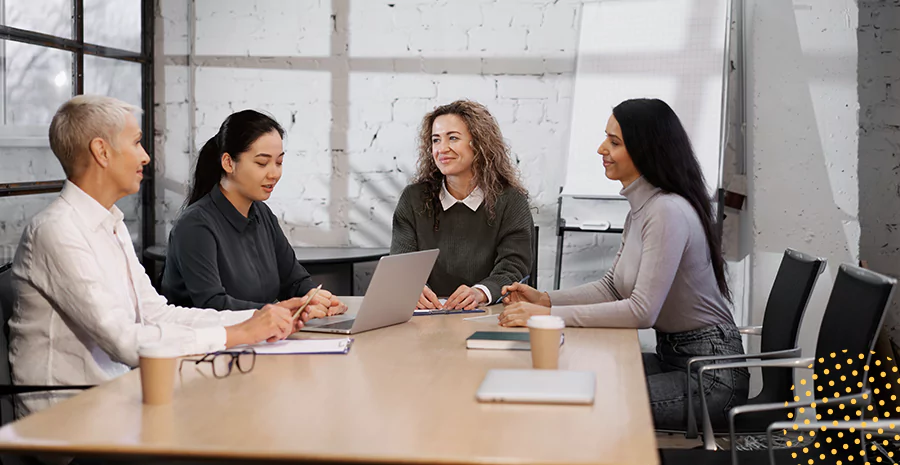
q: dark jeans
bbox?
[642,323,750,431]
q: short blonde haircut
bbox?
[48,95,142,177]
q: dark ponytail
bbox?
[185,109,285,207]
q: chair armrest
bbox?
[694,356,813,450]
[725,390,871,465]
[765,393,877,465]
[683,348,802,439]
[767,418,886,435]
[738,325,763,335]
[701,356,815,373]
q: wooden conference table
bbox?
[0,299,658,464]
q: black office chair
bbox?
[661,263,897,464]
[672,249,827,439]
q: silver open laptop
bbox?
[299,249,439,334]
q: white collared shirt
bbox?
[439,182,485,212]
[9,181,253,417]
[437,181,493,303]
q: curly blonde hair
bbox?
[413,100,527,230]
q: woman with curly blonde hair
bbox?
[391,100,534,310]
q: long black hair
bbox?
[185,110,285,206]
[612,98,731,302]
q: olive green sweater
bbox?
[390,183,533,300]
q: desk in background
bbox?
[0,298,659,464]
[291,247,389,296]
[143,245,389,296]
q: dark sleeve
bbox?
[476,191,534,301]
[169,216,266,310]
[261,205,316,299]
[390,185,420,255]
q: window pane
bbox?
[2,0,72,39]
[0,40,71,182]
[0,193,58,263]
[84,55,142,109]
[1,40,73,125]
[84,0,141,53]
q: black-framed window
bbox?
[0,0,154,265]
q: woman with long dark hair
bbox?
[498,98,748,430]
[391,100,534,310]
[163,110,345,316]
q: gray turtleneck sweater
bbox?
[548,176,735,333]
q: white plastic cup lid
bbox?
[138,343,183,359]
[527,315,565,330]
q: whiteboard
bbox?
[562,0,729,199]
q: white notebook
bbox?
[247,338,353,355]
[476,369,596,405]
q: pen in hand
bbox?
[292,284,323,322]
[495,275,531,305]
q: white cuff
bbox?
[473,284,492,305]
[195,326,228,353]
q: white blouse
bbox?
[9,181,253,417]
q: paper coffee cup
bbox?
[527,315,565,369]
[138,344,180,405]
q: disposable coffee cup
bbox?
[138,344,180,405]
[527,315,565,369]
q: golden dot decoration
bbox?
[782,351,900,465]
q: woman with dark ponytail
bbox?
[163,110,345,316]
[498,99,748,431]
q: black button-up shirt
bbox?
[162,186,316,310]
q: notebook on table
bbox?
[466,331,565,350]
[248,338,353,355]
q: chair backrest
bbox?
[0,263,15,426]
[814,264,896,410]
[529,226,539,288]
[754,249,826,404]
[804,264,896,462]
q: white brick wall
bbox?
[149,0,894,305]
[858,0,900,341]
[155,0,596,290]
[745,0,862,367]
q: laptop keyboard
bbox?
[318,319,355,330]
